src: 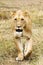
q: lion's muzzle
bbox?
[16,29,23,32]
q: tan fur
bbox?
[11,10,32,61]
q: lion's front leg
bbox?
[15,39,24,61]
[24,38,32,58]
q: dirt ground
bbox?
[0,0,43,65]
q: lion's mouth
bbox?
[16,29,23,32]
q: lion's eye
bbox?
[14,18,17,20]
[21,18,24,21]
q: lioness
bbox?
[11,10,32,61]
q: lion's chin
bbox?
[13,29,23,38]
[16,32,23,37]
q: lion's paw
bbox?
[16,57,23,61]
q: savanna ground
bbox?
[0,0,43,65]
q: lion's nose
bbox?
[17,25,21,28]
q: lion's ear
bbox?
[10,11,16,17]
[23,10,31,18]
[23,11,29,16]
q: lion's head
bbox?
[11,10,32,38]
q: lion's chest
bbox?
[20,37,27,44]
[13,30,28,44]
